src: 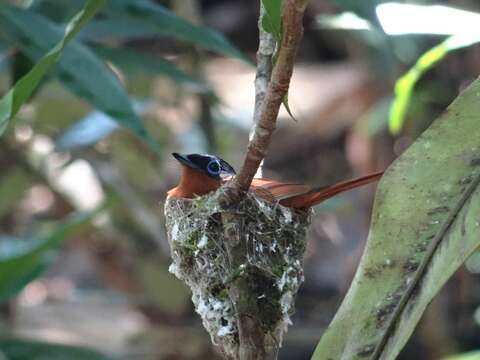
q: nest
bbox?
[164,188,310,357]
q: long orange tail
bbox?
[280,171,383,209]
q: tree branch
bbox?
[234,0,309,191]
[253,5,275,128]
[213,2,310,357]
[251,4,275,180]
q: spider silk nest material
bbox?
[165,187,311,356]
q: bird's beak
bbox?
[172,153,200,170]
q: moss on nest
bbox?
[165,188,310,357]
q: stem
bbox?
[234,0,309,191]
[217,2,310,358]
[251,3,276,177]
[253,5,275,131]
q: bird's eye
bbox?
[207,160,221,175]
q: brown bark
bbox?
[233,0,309,192]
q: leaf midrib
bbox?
[371,168,480,359]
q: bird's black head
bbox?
[172,153,236,179]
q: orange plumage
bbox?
[168,153,382,210]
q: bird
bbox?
[167,153,383,210]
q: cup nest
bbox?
[165,188,310,356]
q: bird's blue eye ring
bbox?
[207,160,221,175]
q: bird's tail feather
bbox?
[280,171,383,209]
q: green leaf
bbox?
[0,212,93,302]
[0,41,12,71]
[94,46,210,93]
[261,0,282,41]
[282,93,297,122]
[313,77,480,358]
[104,0,248,62]
[79,18,158,41]
[389,34,480,135]
[444,350,480,360]
[0,5,160,153]
[0,0,105,136]
[0,337,111,360]
[31,0,86,22]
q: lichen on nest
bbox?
[164,188,310,356]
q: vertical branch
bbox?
[253,5,275,129]
[234,0,309,191]
[217,1,310,358]
[252,4,276,177]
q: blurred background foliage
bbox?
[1,0,480,359]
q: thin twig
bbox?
[234,0,309,191]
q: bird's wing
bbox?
[250,178,311,202]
